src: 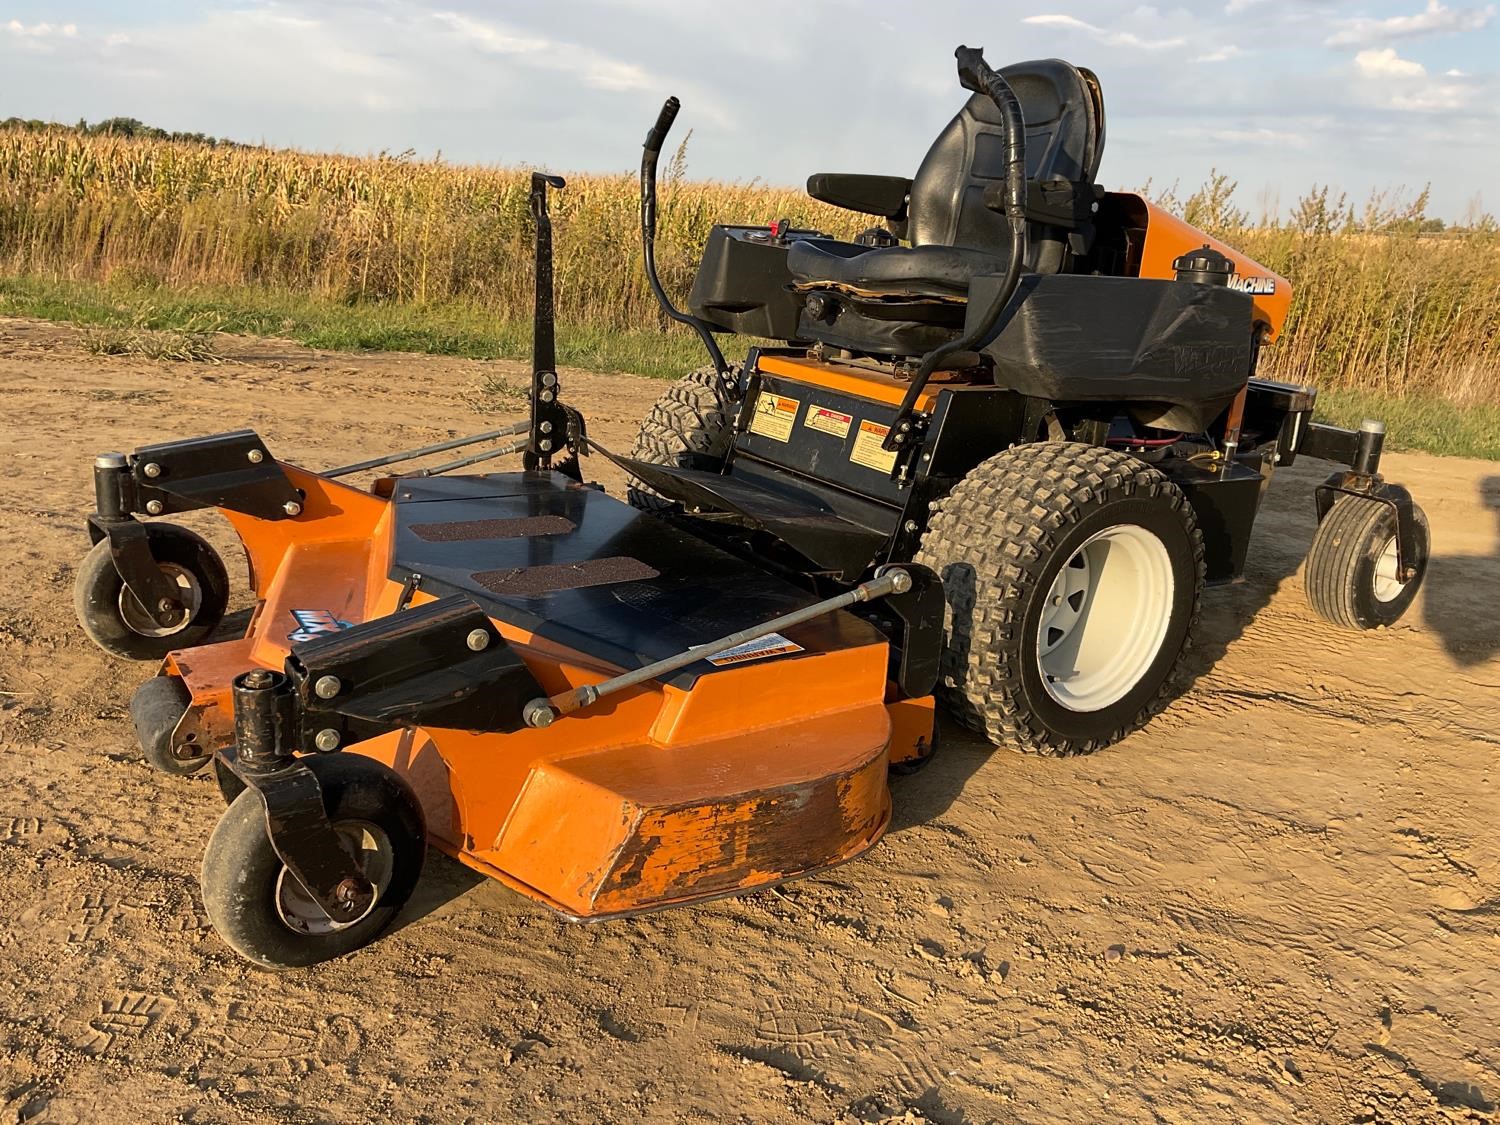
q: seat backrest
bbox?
[907,59,1104,272]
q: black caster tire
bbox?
[1306,496,1430,630]
[213,756,247,804]
[200,755,426,971]
[129,676,210,776]
[74,524,230,661]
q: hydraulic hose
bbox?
[640,97,729,376]
[884,46,1029,451]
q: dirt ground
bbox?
[0,314,1496,1124]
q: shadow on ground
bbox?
[1421,475,1500,667]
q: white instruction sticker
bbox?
[749,392,800,442]
[698,632,805,667]
[850,419,899,473]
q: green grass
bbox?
[3,273,1495,460]
[0,274,714,379]
[1313,387,1500,461]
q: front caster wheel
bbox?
[129,675,209,776]
[1306,495,1430,630]
[200,755,426,971]
[74,524,230,660]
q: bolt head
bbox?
[314,728,341,752]
[903,520,919,533]
[144,499,164,515]
[539,439,553,452]
[539,421,553,434]
[142,462,162,478]
[246,449,265,464]
[243,669,274,688]
[466,628,491,652]
[541,372,558,387]
[539,390,555,403]
[313,675,342,700]
[283,500,303,517]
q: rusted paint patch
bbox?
[593,757,888,913]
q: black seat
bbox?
[789,58,1104,301]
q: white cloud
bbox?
[1021,13,1185,50]
[1327,1,1494,47]
[6,19,77,38]
[1194,45,1243,63]
[1354,47,1427,78]
[431,10,651,91]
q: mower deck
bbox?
[166,467,908,920]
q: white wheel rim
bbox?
[274,821,393,935]
[117,563,202,638]
[1372,536,1405,602]
[1037,524,1175,712]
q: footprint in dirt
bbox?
[194,1002,364,1078]
[64,993,177,1058]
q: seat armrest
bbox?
[806,173,913,221]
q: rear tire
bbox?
[915,443,1204,756]
[1306,495,1429,630]
[74,524,229,661]
[200,755,426,970]
[626,365,736,513]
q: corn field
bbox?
[2,128,1497,405]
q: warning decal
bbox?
[748,392,800,442]
[803,405,853,439]
[699,632,805,667]
[850,419,899,473]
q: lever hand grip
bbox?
[643,96,681,153]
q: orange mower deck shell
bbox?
[164,465,932,919]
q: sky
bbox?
[2,0,1496,221]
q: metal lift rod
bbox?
[323,421,529,478]
[409,437,532,477]
[523,567,913,727]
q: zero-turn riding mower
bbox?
[74,46,1429,969]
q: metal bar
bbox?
[408,437,530,477]
[522,567,913,727]
[322,422,528,478]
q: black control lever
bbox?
[884,46,1029,452]
[639,96,730,379]
[643,96,680,158]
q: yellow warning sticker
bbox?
[851,419,899,473]
[804,405,853,439]
[699,632,804,667]
[749,392,800,442]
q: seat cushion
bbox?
[788,240,1007,297]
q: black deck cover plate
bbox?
[388,472,882,685]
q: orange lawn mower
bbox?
[75,47,1429,969]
